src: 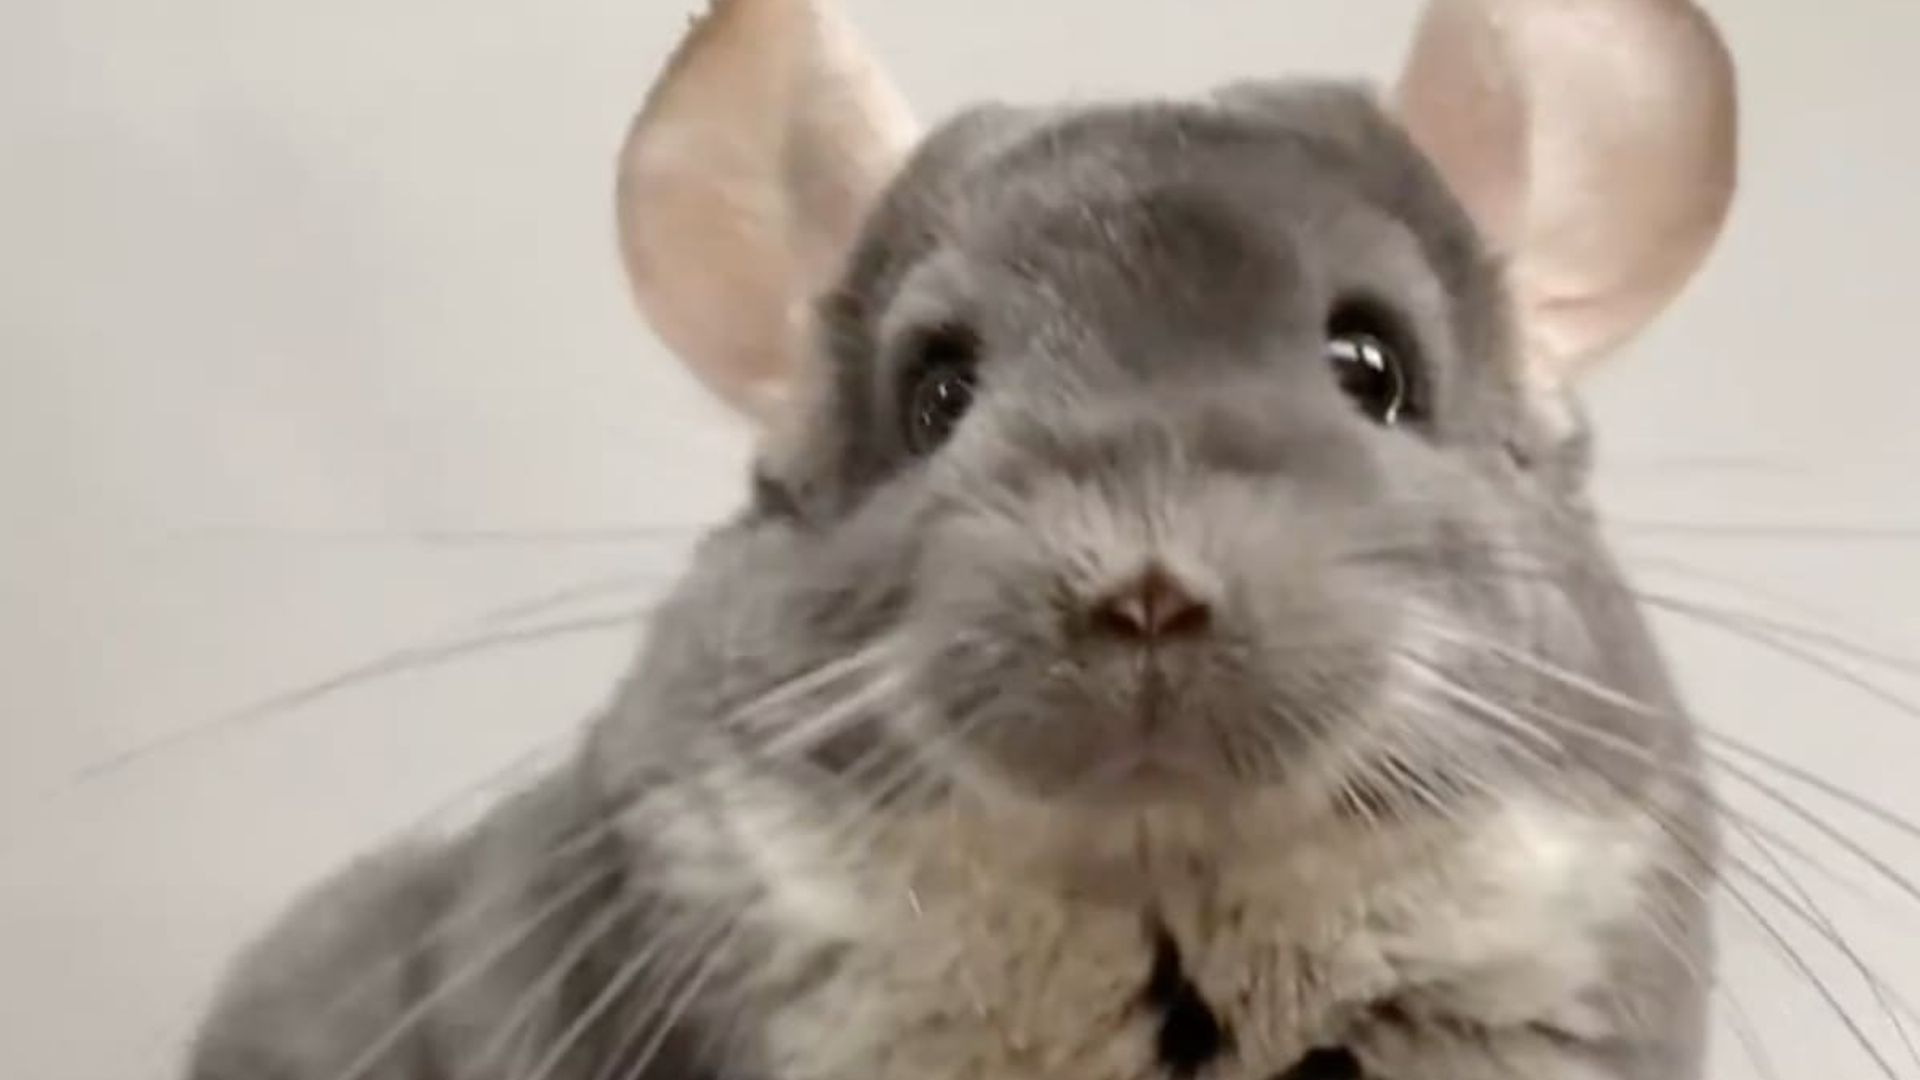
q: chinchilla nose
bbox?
[1084,563,1212,642]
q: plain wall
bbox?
[3,2,1917,1077]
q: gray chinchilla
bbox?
[185,1,1741,1078]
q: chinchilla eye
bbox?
[903,325,980,454]
[1325,301,1417,426]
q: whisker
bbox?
[308,815,615,1027]
[1708,744,1920,913]
[1732,812,1920,1072]
[322,860,628,1080]
[1618,549,1859,628]
[71,609,647,782]
[1636,587,1920,689]
[755,670,908,760]
[1712,735,1920,849]
[1608,518,1920,544]
[521,905,740,1080]
[1612,810,1819,1069]
[598,917,746,1080]
[1718,980,1786,1080]
[1594,452,1804,476]
[729,642,897,739]
[161,524,707,549]
[361,717,611,853]
[1625,596,1920,843]
[1721,866,1908,1079]
[812,706,991,884]
[1410,616,1920,910]
[1357,535,1920,680]
[1407,649,1916,1075]
[813,736,946,855]
[1699,843,1913,1078]
[1446,611,1920,894]
[470,885,654,1070]
[1634,895,1782,1080]
[314,645,909,1078]
[470,572,668,630]
[296,644,899,1034]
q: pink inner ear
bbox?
[616,0,917,426]
[617,0,801,419]
[784,6,919,286]
[1504,0,1738,378]
[1391,0,1532,258]
[1391,0,1738,384]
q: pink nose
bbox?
[1086,564,1212,641]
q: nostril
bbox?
[1086,564,1212,641]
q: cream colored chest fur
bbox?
[706,788,1658,1080]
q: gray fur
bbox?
[187,81,1716,1080]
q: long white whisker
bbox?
[322,861,627,1080]
[729,642,896,737]
[470,885,652,1069]
[1411,617,1920,911]
[601,919,746,1080]
[519,904,738,1080]
[756,670,907,760]
[1406,642,1920,1073]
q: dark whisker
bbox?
[1392,558,1920,835]
[470,572,669,630]
[1638,589,1920,696]
[1409,650,1916,1075]
[71,609,648,782]
[1712,734,1920,850]
[1413,616,1920,912]
[1618,549,1856,627]
[1732,812,1920,1072]
[1363,535,1920,679]
[1595,452,1802,476]
[1608,518,1920,544]
[1721,864,1908,1080]
[162,524,707,549]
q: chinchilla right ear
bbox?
[614,0,918,442]
[1389,0,1738,398]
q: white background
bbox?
[4,2,1918,1077]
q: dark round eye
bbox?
[1325,306,1411,425]
[903,326,980,454]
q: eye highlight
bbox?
[1325,302,1415,426]
[902,325,981,455]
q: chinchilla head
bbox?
[601,0,1737,831]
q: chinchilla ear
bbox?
[616,0,917,430]
[1390,0,1738,392]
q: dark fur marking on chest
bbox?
[1141,926,1231,1077]
[1271,1046,1363,1080]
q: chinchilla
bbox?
[184,1,1741,1078]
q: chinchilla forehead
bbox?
[809,85,1525,482]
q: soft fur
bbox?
[186,35,1722,1080]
